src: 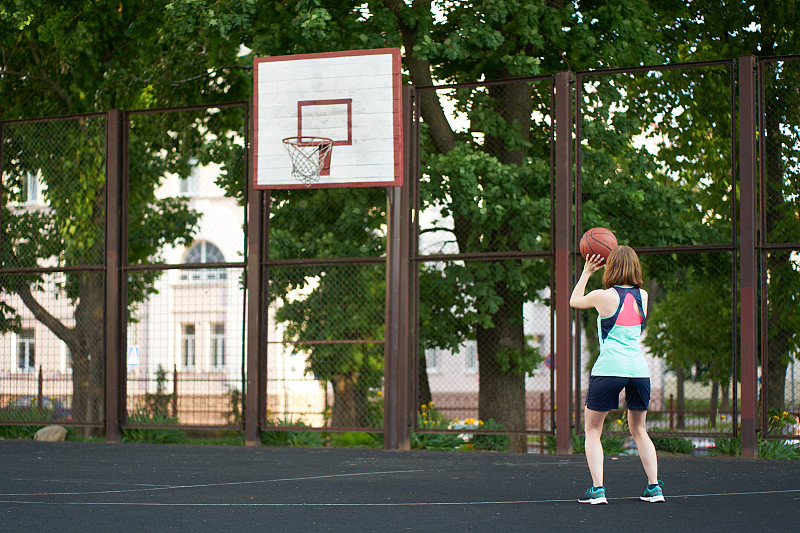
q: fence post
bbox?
[554,71,574,454]
[738,55,758,458]
[669,394,674,431]
[384,84,413,451]
[539,392,545,454]
[245,130,265,446]
[38,366,43,410]
[172,364,178,417]
[105,109,123,443]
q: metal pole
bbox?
[738,55,758,458]
[554,71,574,454]
[383,84,413,450]
[245,99,265,446]
[104,109,123,443]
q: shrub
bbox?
[411,402,465,451]
[0,424,44,440]
[225,387,243,426]
[0,401,52,440]
[122,409,189,444]
[758,439,800,460]
[545,433,626,455]
[649,430,696,454]
[261,417,325,447]
[141,365,174,418]
[411,430,464,451]
[328,432,382,448]
[710,437,741,457]
[470,419,510,452]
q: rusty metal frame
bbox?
[573,59,740,445]
[410,74,559,444]
[739,55,758,457]
[756,55,800,445]
[117,101,251,436]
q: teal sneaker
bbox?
[640,480,665,502]
[578,486,608,504]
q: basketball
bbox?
[579,227,618,262]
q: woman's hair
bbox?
[602,245,643,289]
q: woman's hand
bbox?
[570,254,607,309]
[582,254,605,275]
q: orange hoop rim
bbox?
[282,136,334,147]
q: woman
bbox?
[569,245,664,504]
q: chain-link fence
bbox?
[123,104,247,430]
[3,55,798,452]
[759,57,800,441]
[576,62,739,446]
[1,115,107,431]
[414,78,555,453]
[264,186,388,432]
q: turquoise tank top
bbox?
[591,286,650,378]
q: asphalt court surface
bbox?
[1,441,799,532]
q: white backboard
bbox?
[253,48,403,189]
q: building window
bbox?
[180,241,227,281]
[212,324,225,368]
[181,325,196,368]
[464,342,478,373]
[63,343,73,374]
[425,347,440,373]
[24,172,39,204]
[18,329,35,370]
[178,160,200,196]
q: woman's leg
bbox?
[627,409,658,484]
[583,406,608,487]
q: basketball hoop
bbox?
[282,136,333,186]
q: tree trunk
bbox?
[391,2,536,452]
[709,380,719,428]
[71,270,106,436]
[331,374,367,427]
[417,353,432,409]
[676,367,685,429]
[477,294,527,453]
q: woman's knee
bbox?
[627,411,648,438]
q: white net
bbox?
[282,136,333,186]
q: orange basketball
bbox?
[579,227,618,262]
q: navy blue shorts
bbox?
[586,376,651,411]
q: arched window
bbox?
[180,241,227,281]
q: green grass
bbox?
[710,436,800,459]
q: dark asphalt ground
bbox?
[1,440,799,532]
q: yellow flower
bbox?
[377,391,383,397]
[454,418,460,424]
[782,411,789,417]
[420,404,427,410]
[428,401,434,408]
[721,415,727,420]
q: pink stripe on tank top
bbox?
[615,292,643,326]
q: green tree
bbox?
[239,0,684,452]
[0,0,252,431]
[643,0,800,412]
[267,188,387,427]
